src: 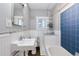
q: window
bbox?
[36,17,49,30]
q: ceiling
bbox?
[28,3,56,11]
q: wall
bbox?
[0,3,13,33]
[0,34,11,56]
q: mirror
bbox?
[12,3,24,27]
[12,3,29,31]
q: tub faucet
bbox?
[19,36,25,41]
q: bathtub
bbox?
[46,46,72,56]
[44,31,72,56]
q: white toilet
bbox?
[44,35,72,56]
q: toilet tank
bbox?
[44,35,56,48]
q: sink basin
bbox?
[11,38,37,47]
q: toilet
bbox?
[44,35,72,56]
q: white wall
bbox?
[0,3,13,33]
[0,34,11,56]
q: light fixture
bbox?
[23,3,27,7]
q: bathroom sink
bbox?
[11,38,37,56]
[11,38,37,47]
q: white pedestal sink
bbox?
[11,38,37,56]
